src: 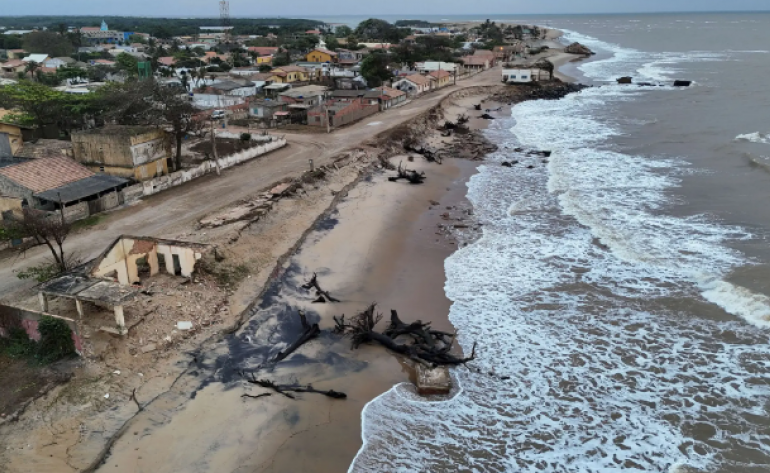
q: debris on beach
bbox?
[302,273,340,303]
[673,80,692,87]
[333,304,476,367]
[617,76,633,84]
[241,374,347,400]
[388,162,427,184]
[273,310,320,362]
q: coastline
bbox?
[0,41,592,472]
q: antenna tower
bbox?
[219,0,230,27]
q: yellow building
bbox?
[71,126,170,182]
[270,66,309,83]
[428,70,452,88]
[305,48,337,63]
[255,55,272,65]
[0,119,26,156]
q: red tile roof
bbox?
[401,74,432,86]
[0,157,94,193]
[158,57,176,66]
[429,70,451,79]
[463,57,489,66]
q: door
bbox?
[172,254,182,276]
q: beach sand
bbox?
[87,91,501,473]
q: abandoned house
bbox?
[71,126,171,182]
[0,156,128,221]
[38,236,212,335]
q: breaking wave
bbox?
[350,28,770,473]
[736,132,770,144]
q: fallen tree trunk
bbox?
[388,162,426,184]
[336,304,476,367]
[302,273,340,302]
[273,310,320,362]
[243,375,347,399]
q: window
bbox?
[99,166,105,173]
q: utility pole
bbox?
[210,119,221,175]
[324,102,331,134]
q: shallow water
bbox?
[351,13,770,473]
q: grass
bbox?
[72,214,104,230]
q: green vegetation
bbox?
[355,19,410,43]
[360,52,393,87]
[394,20,437,28]
[71,214,103,230]
[14,262,60,283]
[22,30,76,57]
[0,317,75,364]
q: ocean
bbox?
[350,12,770,473]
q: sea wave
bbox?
[351,28,770,473]
[735,132,770,144]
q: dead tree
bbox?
[335,304,476,367]
[1,208,73,273]
[273,310,321,362]
[302,273,340,303]
[388,162,426,184]
[243,374,347,399]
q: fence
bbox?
[121,137,287,203]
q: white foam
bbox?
[350,28,770,473]
[736,132,770,144]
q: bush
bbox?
[36,316,75,363]
[15,262,60,283]
[240,133,252,142]
[0,327,35,359]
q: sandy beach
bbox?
[0,35,591,472]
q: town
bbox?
[0,10,592,472]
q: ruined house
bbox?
[71,126,171,182]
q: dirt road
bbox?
[0,68,502,297]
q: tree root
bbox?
[241,373,347,400]
[273,310,320,362]
[302,273,340,302]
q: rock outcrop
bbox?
[564,42,595,56]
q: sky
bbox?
[1,0,768,17]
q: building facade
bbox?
[71,127,170,182]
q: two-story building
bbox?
[269,66,309,84]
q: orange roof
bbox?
[309,48,337,57]
[158,57,176,66]
[1,59,24,68]
[428,70,451,79]
[376,86,406,98]
[463,57,489,66]
[401,74,431,86]
[0,157,93,193]
[248,47,279,56]
[94,59,116,65]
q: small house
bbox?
[305,48,338,64]
[392,74,434,96]
[502,68,536,84]
[428,69,452,88]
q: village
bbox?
[0,11,594,472]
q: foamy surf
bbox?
[350,27,770,473]
[736,132,770,144]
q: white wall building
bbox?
[502,68,536,83]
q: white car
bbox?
[211,110,226,119]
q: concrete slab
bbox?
[415,365,451,395]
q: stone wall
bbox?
[121,137,287,203]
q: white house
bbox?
[417,61,459,73]
[392,74,434,96]
[43,57,75,69]
[23,53,50,64]
[502,68,536,83]
[192,94,245,110]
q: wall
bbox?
[121,138,287,203]
[0,174,34,206]
[0,304,83,354]
[91,237,160,285]
[130,136,167,167]
[72,129,168,172]
[63,201,89,222]
[0,123,23,155]
[0,195,22,217]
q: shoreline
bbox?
[0,53,589,473]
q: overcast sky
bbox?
[2,0,768,17]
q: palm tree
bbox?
[24,61,40,81]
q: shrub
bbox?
[36,316,75,363]
[240,132,252,142]
[15,262,60,283]
[1,327,35,359]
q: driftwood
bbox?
[243,375,347,400]
[388,162,426,184]
[273,310,321,362]
[334,304,476,367]
[241,393,272,399]
[302,273,340,302]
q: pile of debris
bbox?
[446,130,499,161]
[564,42,595,56]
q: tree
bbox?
[115,52,139,76]
[259,64,272,73]
[1,208,72,273]
[128,34,147,44]
[324,35,340,51]
[355,19,409,43]
[22,31,74,58]
[360,52,392,87]
[0,80,65,128]
[24,61,40,81]
[335,25,353,38]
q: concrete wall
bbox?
[0,304,83,354]
[72,129,169,175]
[0,123,23,155]
[0,174,34,205]
[121,138,287,203]
[63,201,89,222]
[91,237,200,283]
[0,195,23,217]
